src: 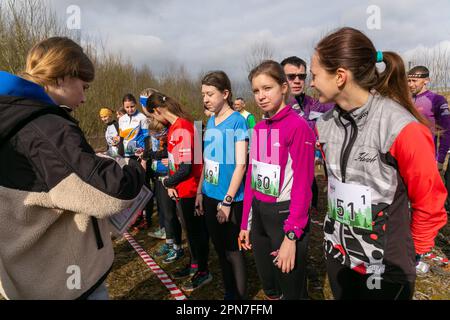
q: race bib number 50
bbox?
[251,159,280,197]
[327,177,372,230]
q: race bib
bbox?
[204,158,219,185]
[327,177,372,230]
[251,159,280,197]
[168,152,175,172]
[126,141,137,154]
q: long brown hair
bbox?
[146,92,194,122]
[201,71,233,107]
[248,60,290,103]
[315,27,428,126]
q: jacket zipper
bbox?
[336,111,359,265]
[266,120,272,163]
[338,112,358,183]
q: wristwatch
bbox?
[224,194,233,204]
[159,176,169,188]
[285,230,298,241]
[217,201,232,211]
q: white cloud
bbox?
[47,0,450,82]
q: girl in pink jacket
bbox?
[239,60,315,300]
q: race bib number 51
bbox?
[251,159,280,197]
[327,177,372,230]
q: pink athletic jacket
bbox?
[241,105,315,239]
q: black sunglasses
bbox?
[286,73,307,81]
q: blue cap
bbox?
[140,96,148,108]
[376,51,383,63]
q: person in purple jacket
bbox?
[408,66,450,169]
[280,56,334,129]
[239,60,315,300]
[281,56,334,214]
[408,65,450,213]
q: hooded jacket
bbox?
[241,105,315,239]
[0,71,145,299]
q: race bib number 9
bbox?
[204,158,220,185]
[168,152,175,172]
[327,177,372,230]
[251,159,280,197]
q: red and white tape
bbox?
[311,219,324,226]
[424,253,449,265]
[123,232,187,300]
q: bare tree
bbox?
[407,43,450,92]
[0,0,64,73]
[244,40,275,74]
[0,0,215,147]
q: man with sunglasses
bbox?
[281,56,334,219]
[281,56,334,128]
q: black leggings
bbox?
[203,195,248,299]
[326,255,415,300]
[250,198,310,300]
[444,164,450,212]
[311,177,318,209]
[176,197,210,272]
[155,180,182,244]
[146,177,167,227]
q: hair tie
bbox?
[376,51,383,63]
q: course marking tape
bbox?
[311,219,324,226]
[123,232,187,300]
[424,253,449,265]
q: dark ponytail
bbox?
[146,92,194,123]
[315,27,428,126]
[375,52,428,126]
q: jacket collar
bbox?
[332,93,375,128]
[264,105,293,124]
[0,71,55,105]
[413,90,430,99]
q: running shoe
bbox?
[181,271,213,292]
[162,247,184,264]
